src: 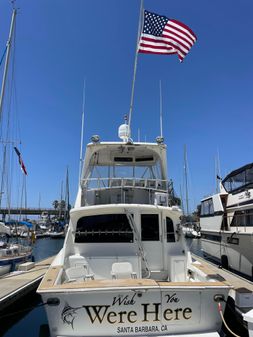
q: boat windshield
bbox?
[223,164,253,193]
[82,159,164,190]
[88,162,162,180]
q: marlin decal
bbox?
[61,303,83,329]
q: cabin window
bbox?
[230,209,253,227]
[200,198,214,216]
[141,214,159,241]
[166,217,175,242]
[75,214,133,243]
[223,165,253,193]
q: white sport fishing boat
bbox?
[38,124,231,337]
[200,162,253,280]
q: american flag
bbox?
[14,147,28,176]
[138,10,197,62]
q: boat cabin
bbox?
[76,142,170,207]
[200,162,253,232]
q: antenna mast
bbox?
[215,149,221,193]
[159,80,163,138]
[184,145,189,215]
[79,80,86,184]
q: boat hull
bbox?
[0,252,33,276]
[40,283,229,337]
[201,230,253,279]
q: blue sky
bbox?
[0,0,253,212]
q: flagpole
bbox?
[128,0,144,136]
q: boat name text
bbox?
[83,303,192,324]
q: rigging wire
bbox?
[0,47,7,68]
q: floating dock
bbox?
[0,256,54,311]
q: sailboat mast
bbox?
[0,8,17,124]
[184,145,189,215]
[65,167,70,222]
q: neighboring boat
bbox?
[38,211,51,230]
[200,162,253,280]
[182,222,200,238]
[38,124,231,337]
[0,222,33,276]
[49,230,65,239]
[48,222,66,239]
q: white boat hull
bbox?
[201,230,253,278]
[40,283,228,337]
[0,264,11,276]
[0,252,33,276]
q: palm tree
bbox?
[52,200,59,210]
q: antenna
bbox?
[159,80,163,138]
[79,79,86,185]
[215,148,221,193]
[184,145,189,215]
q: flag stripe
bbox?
[140,34,189,51]
[139,44,183,60]
[169,19,197,41]
[139,35,186,59]
[139,49,177,56]
[163,27,194,49]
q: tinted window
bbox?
[75,214,133,243]
[201,198,214,216]
[141,214,159,241]
[166,217,175,242]
[230,209,253,227]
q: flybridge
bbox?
[79,141,169,207]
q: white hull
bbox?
[0,264,11,276]
[201,230,253,278]
[49,232,64,239]
[0,251,33,276]
[40,279,228,337]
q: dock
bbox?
[0,256,54,311]
[192,253,253,291]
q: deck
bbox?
[192,254,253,292]
[0,256,54,311]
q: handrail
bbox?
[82,177,168,191]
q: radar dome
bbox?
[118,123,130,142]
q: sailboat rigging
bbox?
[0,6,33,276]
